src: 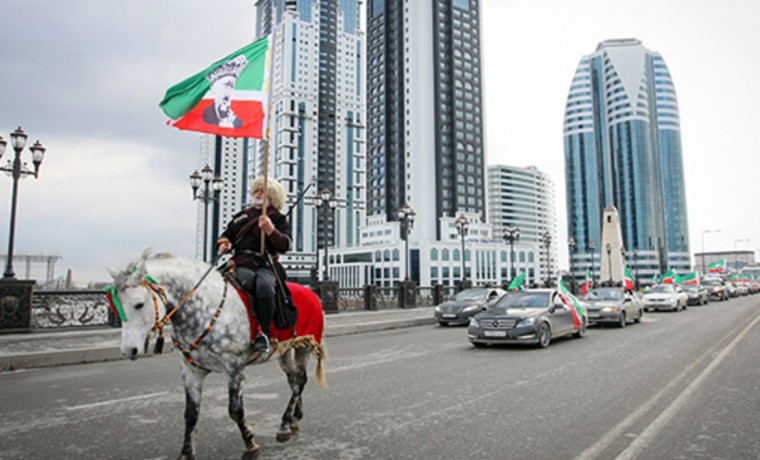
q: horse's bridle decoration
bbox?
[105,275,229,365]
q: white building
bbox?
[487,165,558,284]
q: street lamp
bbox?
[315,188,337,281]
[588,240,596,289]
[189,164,223,262]
[701,229,721,274]
[455,214,469,286]
[541,230,552,287]
[734,238,750,270]
[0,127,46,279]
[398,203,416,281]
[503,224,521,282]
[568,237,576,293]
[605,243,613,285]
[633,248,639,291]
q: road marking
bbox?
[575,312,760,460]
[65,392,167,411]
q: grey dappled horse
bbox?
[108,250,326,460]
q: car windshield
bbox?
[652,285,675,294]
[701,280,719,287]
[682,285,699,292]
[584,288,623,300]
[493,291,550,309]
[453,289,489,301]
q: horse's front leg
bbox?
[228,369,259,459]
[277,348,309,442]
[178,364,208,460]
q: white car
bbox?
[643,284,688,312]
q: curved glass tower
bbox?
[564,39,690,283]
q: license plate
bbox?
[484,330,507,337]
[442,314,457,318]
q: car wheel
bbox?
[536,322,551,348]
[472,342,487,348]
[618,312,627,328]
[573,320,587,338]
[633,309,642,323]
[438,321,448,327]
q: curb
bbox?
[0,316,436,372]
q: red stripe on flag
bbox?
[172,99,267,138]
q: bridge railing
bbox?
[19,284,464,331]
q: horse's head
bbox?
[107,249,161,361]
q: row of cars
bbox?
[434,278,752,349]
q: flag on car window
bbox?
[581,270,593,295]
[624,267,635,290]
[557,279,584,329]
[507,272,526,291]
[709,259,726,273]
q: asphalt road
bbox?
[1,295,759,460]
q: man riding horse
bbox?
[217,176,291,354]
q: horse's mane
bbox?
[111,249,206,289]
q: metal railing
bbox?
[24,283,463,330]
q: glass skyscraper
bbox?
[564,39,690,283]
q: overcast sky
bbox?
[0,0,758,284]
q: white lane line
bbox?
[575,313,760,460]
[615,312,760,460]
[66,392,168,411]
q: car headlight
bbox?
[469,317,480,328]
[518,317,536,326]
[462,304,479,313]
[601,307,618,313]
[435,306,442,312]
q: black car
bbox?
[467,289,587,348]
[701,279,729,301]
[434,287,507,326]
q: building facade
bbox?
[487,165,557,284]
[253,0,366,282]
[563,38,690,285]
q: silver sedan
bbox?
[583,287,644,327]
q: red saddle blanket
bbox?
[233,281,324,345]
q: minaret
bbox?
[600,205,625,285]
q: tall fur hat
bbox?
[250,177,286,211]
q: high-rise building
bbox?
[367,0,486,242]
[563,38,690,284]
[253,0,366,282]
[194,135,251,262]
[487,165,557,283]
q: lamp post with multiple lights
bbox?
[189,164,223,262]
[588,240,596,289]
[315,188,337,281]
[398,204,416,281]
[503,224,521,282]
[0,127,46,280]
[455,214,469,287]
[700,229,721,274]
[541,230,552,287]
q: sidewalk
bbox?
[0,306,437,372]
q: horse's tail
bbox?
[313,340,328,389]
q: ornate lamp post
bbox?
[398,204,416,281]
[633,248,639,290]
[605,243,613,285]
[189,164,223,262]
[568,237,576,293]
[588,240,596,289]
[541,230,552,287]
[0,127,46,279]
[315,188,337,281]
[503,224,521,282]
[455,214,469,286]
[734,238,749,271]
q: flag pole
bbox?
[259,32,275,256]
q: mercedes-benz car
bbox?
[434,287,507,326]
[582,287,644,327]
[642,284,688,312]
[467,289,587,348]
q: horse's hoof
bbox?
[289,421,300,433]
[241,444,260,460]
[177,455,195,460]
[276,431,292,443]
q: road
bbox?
[1,296,759,459]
